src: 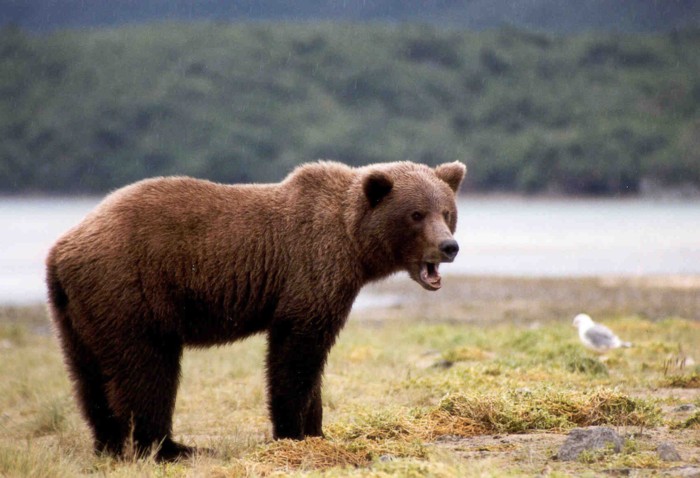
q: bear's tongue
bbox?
[420,262,442,289]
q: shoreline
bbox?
[4,274,699,327]
[351,273,700,323]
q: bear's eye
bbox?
[411,211,425,222]
[443,211,450,221]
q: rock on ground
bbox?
[556,427,623,461]
[657,442,682,462]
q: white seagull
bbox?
[572,313,632,353]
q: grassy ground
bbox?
[0,275,698,477]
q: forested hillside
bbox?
[1,23,699,194]
[3,0,699,33]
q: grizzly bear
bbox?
[46,160,466,461]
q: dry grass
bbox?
[427,389,662,436]
[253,438,370,470]
[663,373,700,389]
[1,275,699,477]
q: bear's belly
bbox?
[175,296,274,346]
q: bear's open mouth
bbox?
[418,262,442,290]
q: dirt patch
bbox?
[436,432,563,463]
[434,426,699,476]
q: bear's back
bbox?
[46,172,362,341]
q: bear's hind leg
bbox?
[52,307,124,455]
[103,335,191,462]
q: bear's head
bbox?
[355,161,466,290]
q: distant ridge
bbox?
[1,23,698,195]
[2,0,699,33]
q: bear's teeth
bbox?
[426,263,441,283]
[418,262,442,289]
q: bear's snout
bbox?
[439,239,459,262]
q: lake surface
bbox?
[1,196,699,304]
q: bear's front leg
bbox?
[303,384,324,437]
[266,324,332,439]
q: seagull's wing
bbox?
[584,324,619,349]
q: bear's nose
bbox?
[439,239,459,262]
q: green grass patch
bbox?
[670,410,700,430]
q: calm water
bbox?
[1,196,699,304]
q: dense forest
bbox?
[1,23,699,195]
[3,0,699,33]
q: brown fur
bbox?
[46,160,466,461]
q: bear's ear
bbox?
[363,171,394,208]
[435,161,467,193]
